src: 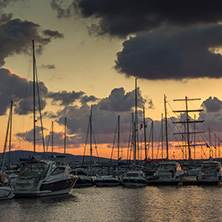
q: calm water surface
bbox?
[0,186,222,222]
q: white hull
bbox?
[0,186,14,200]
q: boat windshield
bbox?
[19,162,48,177]
[202,163,219,171]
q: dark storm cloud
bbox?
[47,91,84,106]
[80,95,98,104]
[14,95,47,115]
[55,87,148,145]
[115,25,222,80]
[51,0,76,18]
[43,29,64,38]
[51,0,222,38]
[0,18,63,66]
[98,87,145,112]
[41,64,55,69]
[16,126,46,145]
[0,68,48,115]
[201,97,222,113]
[45,131,83,148]
[0,13,12,23]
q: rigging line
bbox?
[82,120,90,165]
[169,99,214,156]
[46,123,52,152]
[110,119,118,164]
[35,66,46,154]
[166,117,185,154]
[156,125,162,159]
[147,123,152,159]
[1,101,13,172]
[92,130,100,163]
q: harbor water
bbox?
[0,186,222,222]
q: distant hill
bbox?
[0,150,112,166]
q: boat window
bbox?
[126,173,139,177]
[19,162,48,177]
[51,167,65,175]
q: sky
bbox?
[2,0,222,160]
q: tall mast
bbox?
[209,127,211,158]
[133,78,138,164]
[164,95,169,160]
[151,121,154,160]
[143,106,147,160]
[1,100,13,173]
[185,96,191,164]
[117,115,120,164]
[52,121,54,154]
[64,117,67,154]
[8,100,13,170]
[32,40,36,155]
[173,97,204,165]
[90,105,93,167]
[161,113,164,160]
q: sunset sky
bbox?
[1,0,222,160]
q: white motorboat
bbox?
[122,171,147,188]
[94,175,120,187]
[71,168,94,188]
[154,161,185,181]
[11,159,78,197]
[0,173,14,200]
[197,160,222,181]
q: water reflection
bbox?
[1,187,222,222]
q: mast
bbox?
[173,97,204,165]
[164,95,169,160]
[117,115,120,164]
[8,100,13,171]
[90,105,93,167]
[208,127,213,158]
[143,107,147,160]
[64,117,67,154]
[133,78,138,164]
[185,96,191,164]
[1,100,13,173]
[52,121,54,154]
[151,121,154,160]
[32,40,36,155]
[161,113,164,160]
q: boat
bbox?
[122,170,147,188]
[197,159,222,181]
[11,159,78,197]
[94,175,120,187]
[153,161,185,181]
[0,173,14,200]
[71,168,94,188]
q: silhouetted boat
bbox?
[122,170,147,187]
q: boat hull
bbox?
[13,177,77,197]
[94,180,120,187]
[122,179,147,188]
[0,186,14,200]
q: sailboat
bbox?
[122,78,147,187]
[11,40,78,197]
[0,100,15,200]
